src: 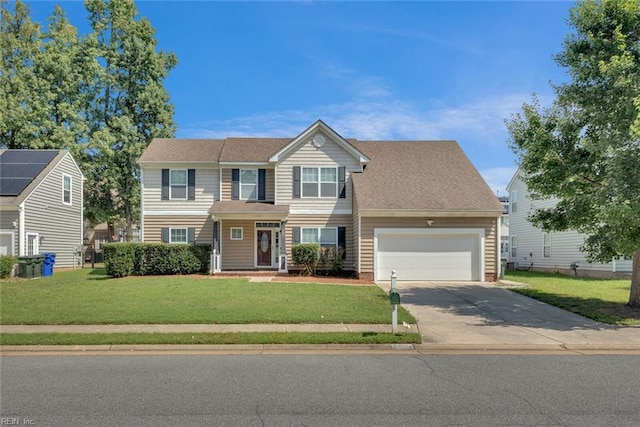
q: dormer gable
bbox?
[268,119,370,164]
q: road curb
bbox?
[2,342,640,356]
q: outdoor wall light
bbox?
[426,219,434,227]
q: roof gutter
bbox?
[358,209,503,218]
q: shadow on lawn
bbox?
[397,284,636,330]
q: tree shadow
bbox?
[396,283,633,332]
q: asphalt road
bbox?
[1,354,639,426]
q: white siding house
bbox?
[507,170,632,277]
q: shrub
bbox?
[0,255,18,279]
[103,243,135,278]
[291,243,320,276]
[103,243,211,277]
[317,246,345,276]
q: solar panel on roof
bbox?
[0,150,59,196]
[0,150,58,164]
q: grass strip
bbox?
[0,332,422,346]
[504,271,639,325]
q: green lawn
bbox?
[504,271,639,325]
[0,268,415,325]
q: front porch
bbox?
[209,201,290,274]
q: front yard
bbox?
[504,271,640,325]
[0,268,419,345]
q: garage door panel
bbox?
[376,232,480,281]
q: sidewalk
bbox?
[0,323,403,334]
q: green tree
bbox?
[0,0,45,148]
[506,0,640,307]
[84,0,177,237]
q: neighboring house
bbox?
[506,170,632,277]
[138,120,503,281]
[498,196,509,260]
[0,150,85,268]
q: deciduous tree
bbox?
[506,0,640,307]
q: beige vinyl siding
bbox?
[142,164,219,212]
[220,219,254,269]
[275,136,361,211]
[285,214,355,271]
[221,168,275,202]
[508,174,631,274]
[359,217,499,278]
[22,154,83,267]
[143,215,213,244]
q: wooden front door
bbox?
[256,230,272,267]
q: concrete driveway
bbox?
[377,281,640,350]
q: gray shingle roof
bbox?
[352,141,503,212]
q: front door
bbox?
[256,230,272,267]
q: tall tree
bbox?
[84,0,177,237]
[0,0,45,148]
[506,0,640,307]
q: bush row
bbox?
[103,243,211,278]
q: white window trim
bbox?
[0,230,15,256]
[230,227,243,240]
[169,169,187,200]
[26,232,39,255]
[510,190,518,214]
[300,227,338,249]
[240,169,258,201]
[510,235,517,258]
[301,166,338,198]
[543,233,551,258]
[62,174,72,206]
[169,227,188,244]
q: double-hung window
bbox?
[301,227,338,250]
[62,174,72,205]
[170,170,187,200]
[543,233,551,258]
[170,228,187,244]
[302,167,337,198]
[510,190,518,213]
[240,169,257,200]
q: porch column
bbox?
[279,220,287,272]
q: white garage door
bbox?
[375,229,482,281]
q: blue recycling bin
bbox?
[42,252,56,277]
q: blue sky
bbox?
[26,0,576,196]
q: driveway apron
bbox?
[377,281,640,347]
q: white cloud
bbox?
[479,166,518,198]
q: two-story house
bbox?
[507,169,632,277]
[0,149,84,268]
[138,120,503,281]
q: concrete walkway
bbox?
[1,324,400,334]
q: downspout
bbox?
[18,202,25,256]
[139,169,144,241]
[497,216,502,280]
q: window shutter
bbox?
[188,169,196,200]
[292,227,300,244]
[161,227,169,243]
[161,169,169,200]
[338,227,346,259]
[292,166,300,199]
[338,167,346,199]
[232,169,239,200]
[187,227,195,244]
[258,169,266,201]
